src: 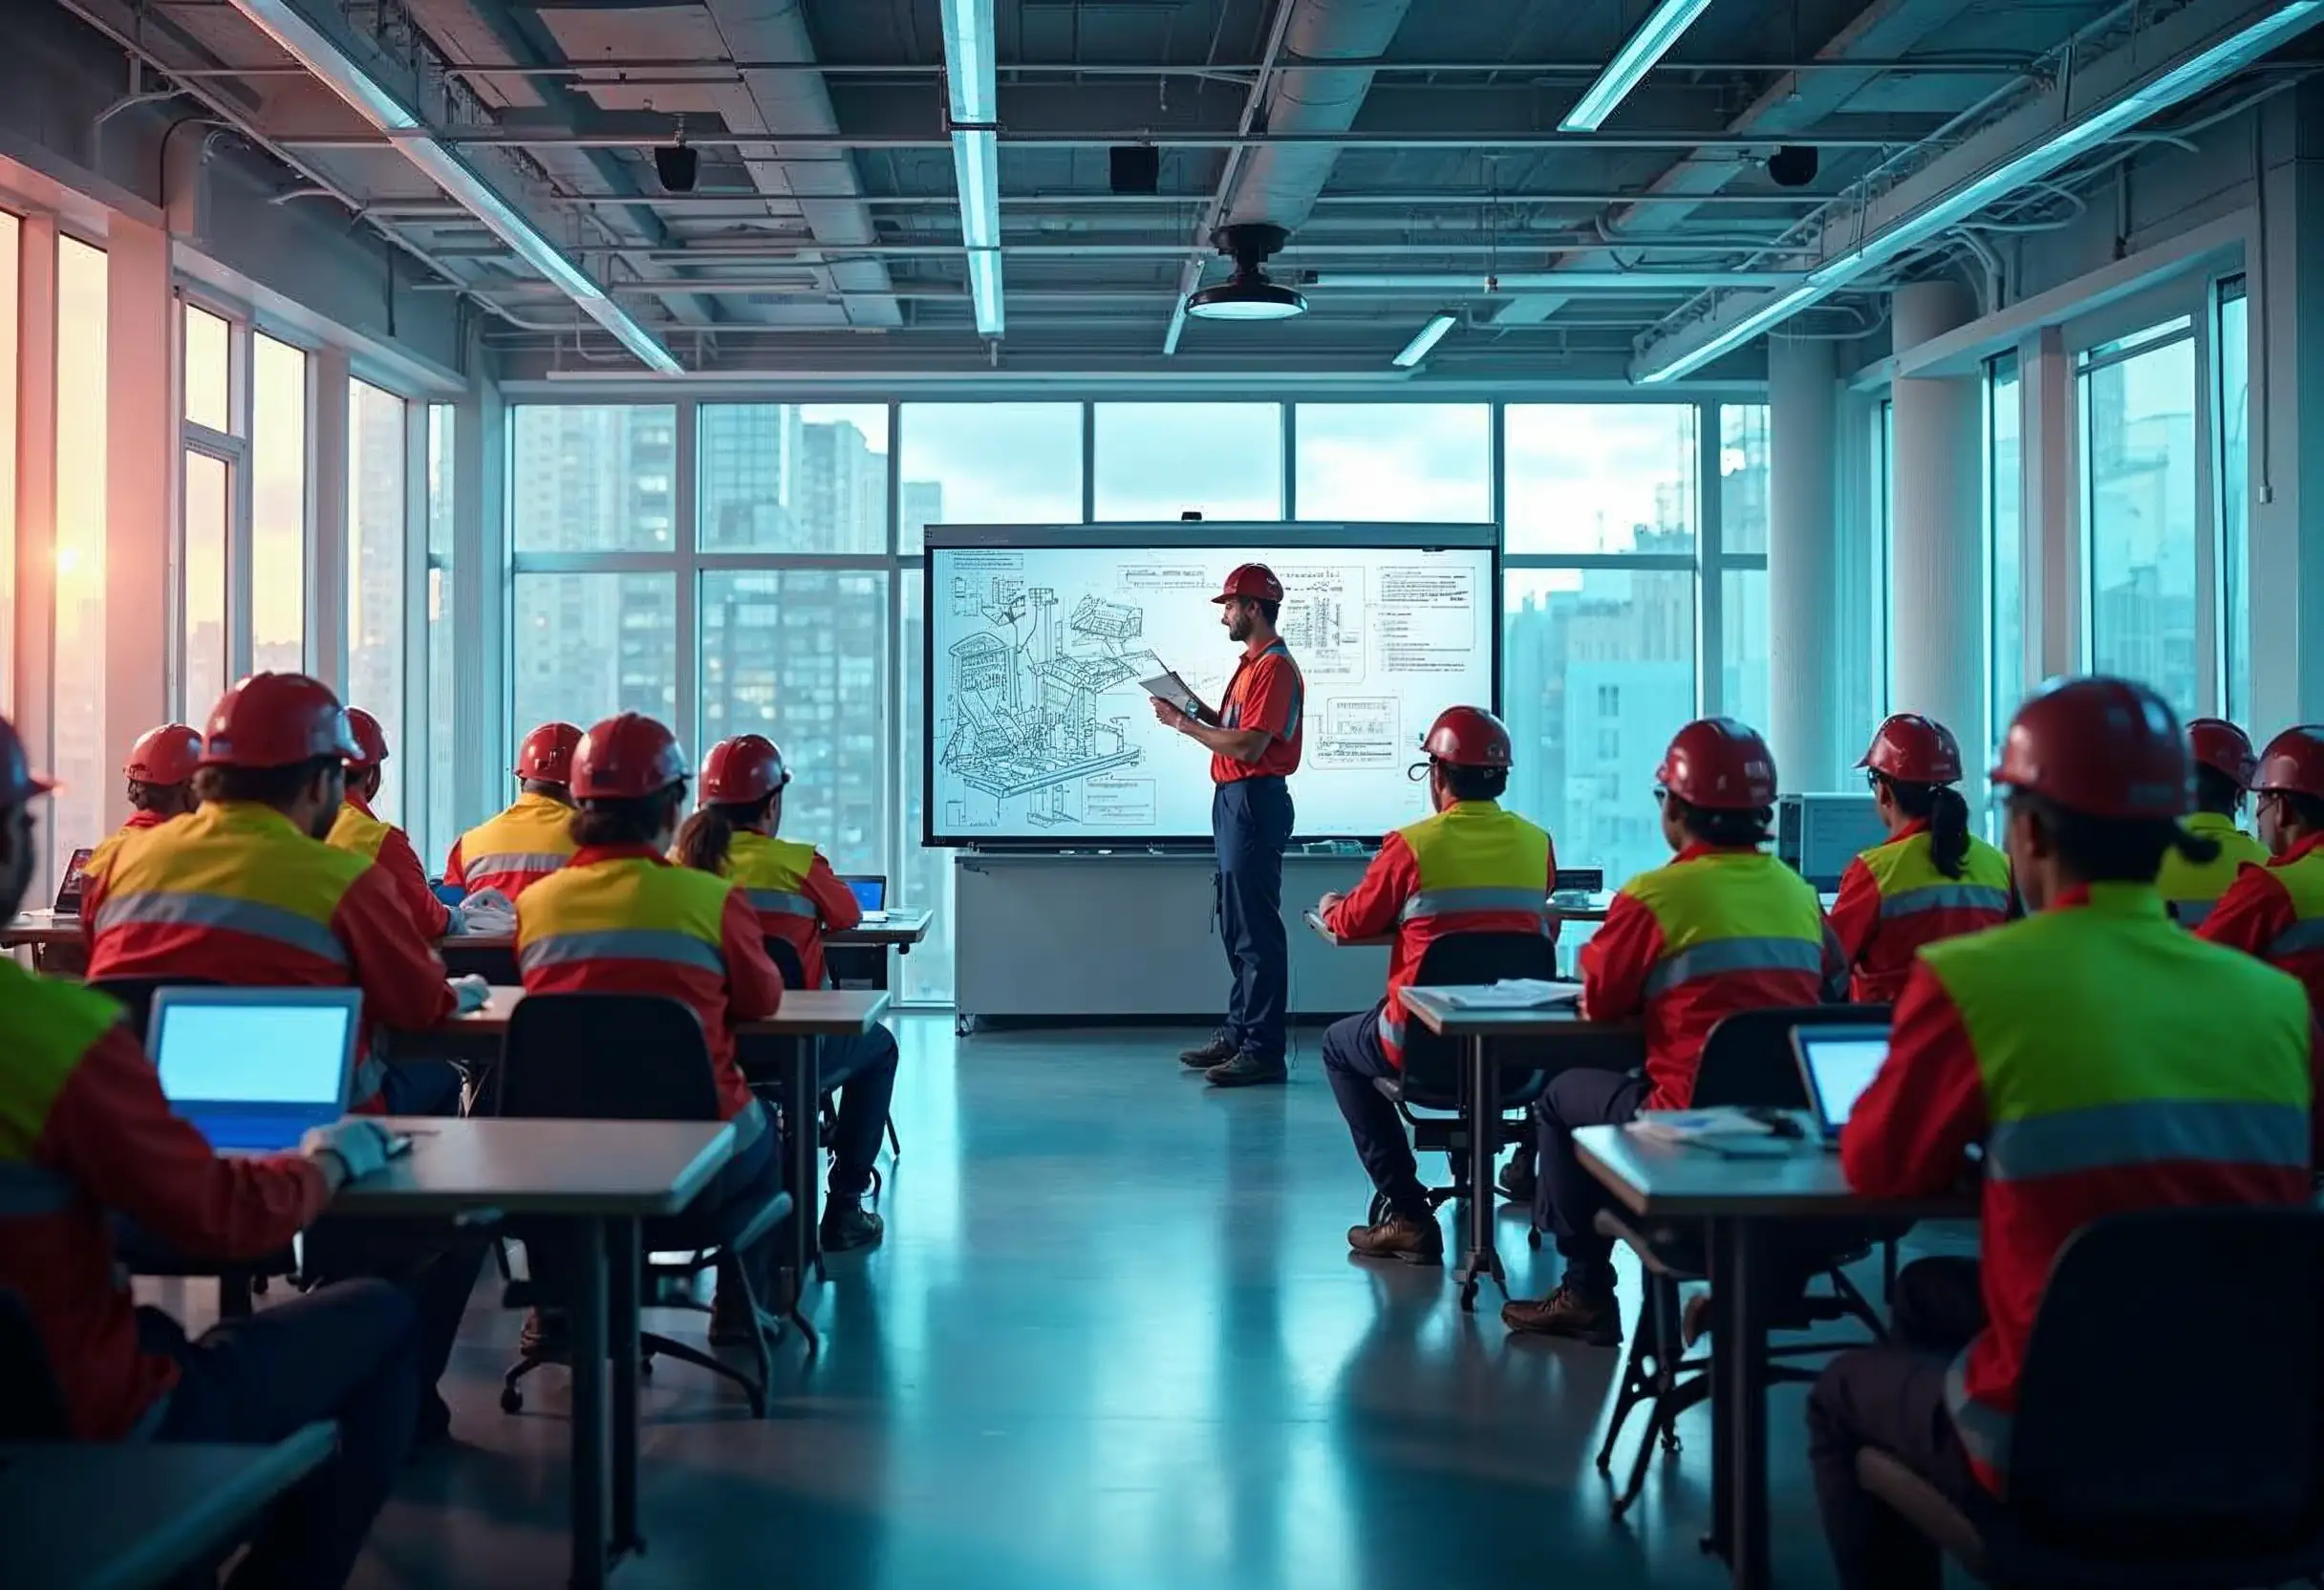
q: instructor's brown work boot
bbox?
[1501,1283,1623,1345]
[1180,1032,1238,1069]
[1346,1214,1445,1266]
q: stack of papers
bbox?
[1434,979,1582,1010]
[1626,1108,1795,1156]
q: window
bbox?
[699,404,889,553]
[512,573,678,735]
[346,378,406,819]
[1093,402,1282,520]
[183,304,230,434]
[1834,398,1894,772]
[1986,353,2023,749]
[896,402,1083,551]
[1505,404,1697,553]
[250,334,308,674]
[1720,404,1770,555]
[1721,568,1770,736]
[1295,403,1491,522]
[899,572,952,1002]
[425,405,457,870]
[511,404,679,552]
[0,211,18,712]
[699,570,887,870]
[52,237,107,879]
[2217,278,2250,722]
[2082,320,2199,715]
[181,450,230,721]
[1597,685,1619,715]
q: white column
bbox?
[452,359,505,833]
[1767,332,1840,790]
[310,347,349,690]
[103,215,173,831]
[14,216,58,857]
[2249,125,2324,728]
[1889,280,1985,748]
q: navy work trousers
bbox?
[1322,1004,1429,1217]
[819,1024,900,1198]
[1213,775,1293,1063]
[1532,1068,1647,1293]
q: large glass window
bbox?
[1093,402,1282,520]
[2082,320,2199,715]
[699,404,889,553]
[899,572,951,1002]
[183,304,230,434]
[512,573,678,735]
[2217,278,2250,723]
[181,450,230,722]
[1721,569,1769,733]
[251,333,308,675]
[512,404,678,552]
[1720,403,1769,555]
[425,405,457,870]
[1295,403,1491,522]
[896,402,1083,551]
[53,237,107,877]
[1505,404,1697,554]
[0,211,18,712]
[347,378,407,819]
[1986,353,2023,750]
[699,570,887,870]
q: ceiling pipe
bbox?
[152,55,2053,78]
[275,128,1916,151]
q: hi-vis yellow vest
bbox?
[2156,811,2270,926]
[326,800,393,862]
[453,793,578,898]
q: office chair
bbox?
[1860,1205,2324,1586]
[0,1289,69,1440]
[491,993,810,1420]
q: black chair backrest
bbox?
[2011,1205,2324,1552]
[494,993,723,1123]
[0,1289,69,1440]
[86,977,222,1044]
[439,943,520,985]
[764,935,807,992]
[1400,931,1561,1085]
[1689,1004,1890,1109]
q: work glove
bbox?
[440,900,466,937]
[449,973,492,1014]
[458,889,517,936]
[302,1118,395,1184]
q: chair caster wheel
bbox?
[1527,1229,1541,1250]
[1459,1281,1478,1312]
[500,1387,523,1414]
[1595,1455,1613,1475]
[639,1356,654,1379]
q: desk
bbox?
[339,1115,741,1590]
[439,984,889,1041]
[0,1423,336,1590]
[1393,988,1643,1311]
[2,910,79,950]
[1574,1123,1969,1590]
[824,909,934,993]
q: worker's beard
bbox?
[1226,609,1253,643]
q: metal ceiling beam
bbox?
[157,55,2050,79]
[420,239,1821,261]
[538,189,1838,210]
[276,128,1916,151]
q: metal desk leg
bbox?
[1701,1214,1771,1590]
[1452,1034,1507,1312]
[569,1215,611,1590]
[608,1216,643,1560]
[785,1040,823,1289]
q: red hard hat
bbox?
[1859,714,1964,785]
[514,721,583,784]
[2186,718,2258,788]
[1989,675,2188,820]
[2252,726,2324,802]
[1657,718,1778,810]
[1213,563,1284,605]
[699,734,790,804]
[342,707,391,769]
[200,674,361,769]
[1423,706,1513,769]
[571,713,688,801]
[0,714,54,807]
[124,723,203,786]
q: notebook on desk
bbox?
[150,988,367,1153]
[843,874,889,922]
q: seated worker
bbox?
[2198,724,2324,1007]
[327,707,453,939]
[443,720,582,901]
[112,721,203,839]
[2156,716,2270,927]
[1315,706,1556,1267]
[516,713,790,1342]
[675,733,895,1253]
[1824,714,2012,1003]
[1811,677,2316,1590]
[1503,717,1843,1343]
[0,710,422,1590]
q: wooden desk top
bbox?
[0,1422,336,1590]
[332,1116,739,1218]
[1396,984,1633,1039]
[3,911,79,949]
[451,985,890,1038]
[1573,1121,1974,1221]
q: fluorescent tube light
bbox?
[1638,285,1823,384]
[1560,0,1714,132]
[938,0,1003,336]
[939,0,997,122]
[1392,312,1458,369]
[966,248,1005,337]
[952,129,1001,248]
[225,0,679,374]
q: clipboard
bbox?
[1139,669,1203,718]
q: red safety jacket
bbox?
[514,844,782,1119]
[443,792,578,902]
[2197,834,2324,1012]
[327,792,450,938]
[1825,821,2013,1003]
[0,959,329,1439]
[1582,845,1843,1108]
[1322,800,1556,1066]
[86,808,178,883]
[80,802,457,1109]
[1212,639,1303,784]
[1845,883,2318,1493]
[702,831,859,991]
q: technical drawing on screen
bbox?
[925,526,1499,845]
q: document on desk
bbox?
[1139,668,1204,718]
[1437,979,1582,1010]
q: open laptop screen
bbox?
[1791,1025,1891,1139]
[54,848,94,914]
[151,990,358,1152]
[844,876,886,913]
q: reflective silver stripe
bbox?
[2266,917,2324,956]
[1399,887,1553,922]
[351,1053,387,1107]
[744,889,816,919]
[463,851,568,879]
[1377,1004,1406,1050]
[518,929,725,976]
[1986,1098,2310,1183]
[2173,900,2215,929]
[1643,935,1825,997]
[1944,1350,2011,1475]
[0,1159,78,1216]
[93,890,347,965]
[1879,883,2011,920]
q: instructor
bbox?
[1152,563,1304,1086]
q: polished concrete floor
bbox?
[230,1018,1951,1588]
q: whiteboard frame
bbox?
[921,522,1503,849]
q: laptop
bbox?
[150,988,365,1153]
[843,874,889,923]
[54,848,94,915]
[1790,1023,1892,1144]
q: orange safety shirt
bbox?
[1824,820,2013,1003]
[1212,639,1303,784]
[327,791,451,938]
[0,959,329,1439]
[514,844,783,1119]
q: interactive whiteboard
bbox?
[925,526,1499,845]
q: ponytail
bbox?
[2166,823,2223,868]
[676,806,739,875]
[1881,776,1971,878]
